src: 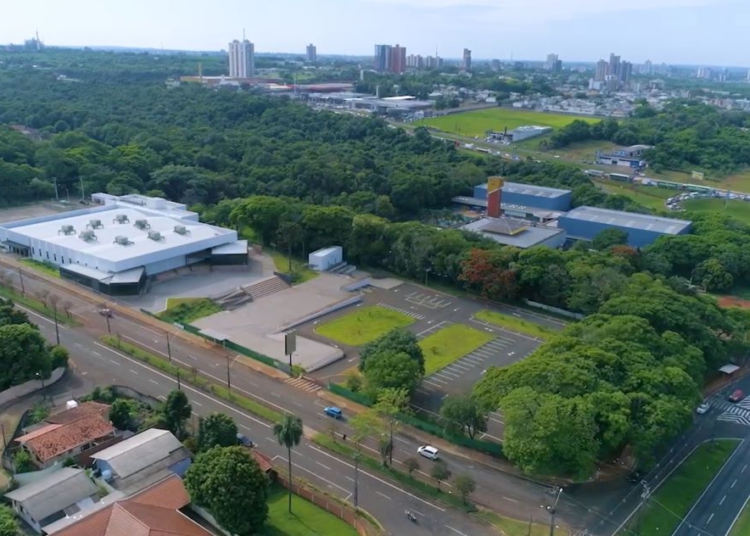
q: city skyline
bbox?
[2,0,748,66]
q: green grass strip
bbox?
[419,324,494,376]
[100,335,284,423]
[474,310,554,340]
[312,433,474,512]
[315,305,415,346]
[157,298,222,324]
[266,483,359,536]
[0,285,78,326]
[635,439,739,534]
[20,259,61,278]
[729,497,750,536]
[477,510,569,536]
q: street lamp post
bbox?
[226,356,231,392]
[548,487,563,536]
[166,331,172,362]
[353,451,360,509]
[18,267,25,296]
[36,372,46,403]
[176,369,181,391]
[52,305,60,346]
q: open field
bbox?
[417,108,599,138]
[157,298,222,324]
[683,198,750,225]
[265,484,359,536]
[634,439,738,534]
[315,305,415,346]
[593,179,674,211]
[420,324,494,375]
[473,310,554,340]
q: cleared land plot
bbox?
[417,108,599,138]
[420,324,494,375]
[635,439,738,534]
[474,310,554,340]
[315,305,415,346]
[265,484,358,536]
[594,179,674,211]
[684,198,750,225]
[157,297,222,324]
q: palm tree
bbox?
[273,413,304,513]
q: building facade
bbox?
[473,181,572,211]
[228,39,255,78]
[390,45,406,74]
[374,44,391,72]
[306,43,317,63]
[462,48,472,71]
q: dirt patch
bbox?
[717,295,750,309]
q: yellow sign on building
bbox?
[487,176,504,192]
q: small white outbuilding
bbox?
[308,246,343,271]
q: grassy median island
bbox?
[635,439,739,534]
[420,324,494,375]
[474,310,554,340]
[729,499,750,535]
[157,297,222,324]
[315,305,416,346]
[265,484,358,536]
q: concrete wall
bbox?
[0,367,66,407]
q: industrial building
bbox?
[486,125,553,144]
[304,91,433,117]
[596,145,652,168]
[309,246,343,271]
[473,181,572,211]
[558,206,691,247]
[461,218,567,249]
[0,193,248,296]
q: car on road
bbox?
[627,470,643,484]
[696,402,711,414]
[729,390,744,403]
[324,406,343,419]
[417,445,439,460]
[236,433,254,447]
[98,308,113,318]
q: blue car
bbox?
[324,406,343,419]
[236,433,254,447]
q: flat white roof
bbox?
[91,428,181,479]
[311,246,341,257]
[563,206,691,234]
[8,206,233,262]
[212,240,248,255]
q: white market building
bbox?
[0,194,248,295]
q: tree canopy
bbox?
[197,413,239,452]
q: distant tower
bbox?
[462,48,472,71]
[228,37,255,78]
[306,43,317,63]
[486,177,504,218]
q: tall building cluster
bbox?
[374,44,407,73]
[590,52,632,91]
[544,53,562,72]
[228,38,255,78]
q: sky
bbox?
[2,0,747,66]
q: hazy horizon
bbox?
[2,0,747,66]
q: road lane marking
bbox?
[720,495,726,505]
[446,525,468,536]
[192,400,203,407]
[411,508,425,516]
[130,369,139,375]
[307,445,445,511]
[316,462,331,471]
[732,479,738,488]
[503,496,519,503]
[743,464,748,473]
[149,379,158,385]
[93,342,272,428]
[92,351,101,356]
[109,360,120,366]
[376,491,391,500]
[274,455,349,496]
[707,513,714,524]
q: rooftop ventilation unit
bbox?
[87,219,103,230]
[114,214,129,224]
[147,230,164,242]
[79,230,98,242]
[58,225,76,235]
[113,235,133,246]
[134,219,150,230]
[174,225,190,235]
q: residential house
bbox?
[53,474,214,536]
[5,467,100,534]
[91,428,192,495]
[15,402,117,469]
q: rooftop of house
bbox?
[16,402,115,463]
[91,428,184,479]
[5,467,98,522]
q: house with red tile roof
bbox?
[15,402,117,469]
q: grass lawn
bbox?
[416,108,599,138]
[420,324,494,375]
[593,178,675,211]
[635,439,739,534]
[722,169,750,192]
[157,298,222,324]
[729,498,750,536]
[315,306,415,346]
[474,310,555,340]
[20,258,61,278]
[264,484,358,536]
[269,250,319,284]
[683,198,750,225]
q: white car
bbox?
[696,402,710,414]
[417,445,439,460]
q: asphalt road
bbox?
[0,264,601,533]
[25,305,494,536]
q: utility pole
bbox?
[79,177,85,202]
[18,267,25,296]
[166,331,172,362]
[53,178,59,201]
[226,356,231,392]
[176,369,181,391]
[285,331,297,372]
[634,480,651,534]
[353,451,360,509]
[53,304,60,345]
[548,487,563,536]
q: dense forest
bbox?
[545,101,750,175]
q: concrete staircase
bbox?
[246,275,290,301]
